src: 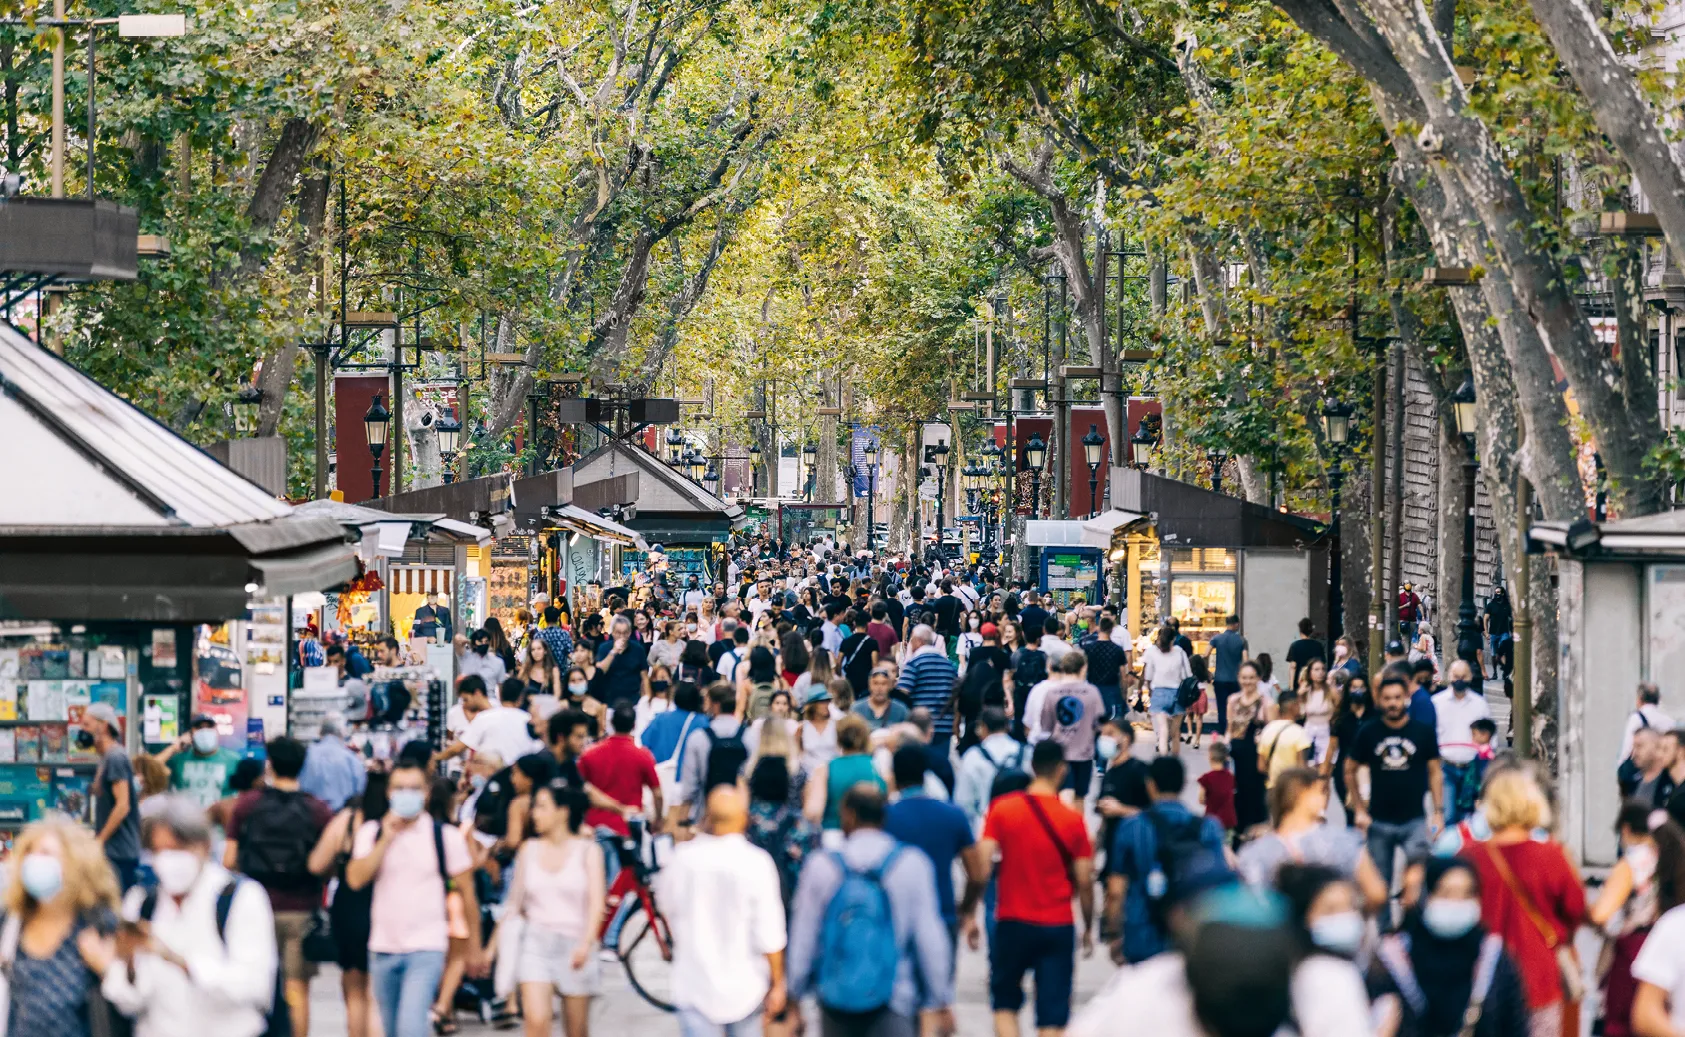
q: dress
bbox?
[7,911,118,1037]
[1228,691,1269,833]
[746,800,820,909]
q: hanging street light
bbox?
[1025,432,1047,519]
[364,393,391,498]
[666,427,685,465]
[803,442,818,502]
[1130,420,1159,472]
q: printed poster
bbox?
[150,629,177,668]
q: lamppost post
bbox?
[1025,433,1047,521]
[1322,398,1353,642]
[803,442,817,502]
[1451,375,1483,665]
[437,414,462,485]
[1208,449,1226,495]
[863,439,879,552]
[932,439,950,558]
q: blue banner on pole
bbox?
[849,424,880,499]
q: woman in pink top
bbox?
[500,780,605,1037]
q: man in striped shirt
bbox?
[896,624,960,747]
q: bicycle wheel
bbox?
[616,893,676,1012]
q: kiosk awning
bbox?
[1081,509,1149,549]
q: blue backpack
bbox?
[815,847,904,1013]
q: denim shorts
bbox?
[1150,686,1181,715]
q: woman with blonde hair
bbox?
[1461,767,1586,1037]
[135,753,171,818]
[2,816,121,1037]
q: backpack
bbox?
[235,787,323,892]
[141,879,291,1037]
[701,726,748,795]
[1175,676,1203,712]
[473,766,517,838]
[815,848,905,1014]
[1143,810,1222,927]
[1012,648,1048,693]
[984,741,1032,803]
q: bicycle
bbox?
[600,815,676,1011]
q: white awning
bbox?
[1081,509,1149,549]
[554,504,648,549]
[1026,520,1090,547]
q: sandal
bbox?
[431,1009,458,1036]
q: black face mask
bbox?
[75,730,96,750]
[650,680,670,693]
[473,642,489,655]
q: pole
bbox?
[313,346,328,498]
[1329,455,1345,640]
[85,26,94,199]
[1513,474,1533,757]
[1367,347,1387,676]
[50,0,63,197]
[1456,438,1482,664]
[391,322,404,494]
[1088,466,1099,519]
[935,463,946,550]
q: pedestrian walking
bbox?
[497,780,603,1037]
[299,713,368,811]
[80,703,141,892]
[1236,767,1388,908]
[103,796,280,1037]
[224,735,333,1037]
[156,713,242,811]
[663,787,790,1037]
[1365,857,1531,1037]
[1207,614,1247,734]
[1434,659,1494,826]
[1034,652,1105,801]
[1346,673,1444,914]
[670,683,748,831]
[746,740,821,907]
[1225,660,1275,836]
[979,741,1095,1036]
[1619,683,1674,769]
[805,715,886,845]
[883,745,987,951]
[797,685,839,775]
[1273,864,1382,1035]
[1298,659,1337,765]
[577,700,662,866]
[1103,755,1227,965]
[1197,741,1237,835]
[1140,626,1192,756]
[1588,801,1679,1037]
[1324,672,1370,827]
[852,664,910,731]
[788,785,955,1037]
[1257,688,1314,790]
[305,772,386,1037]
[1460,768,1586,1037]
[895,625,959,748]
[0,817,121,1037]
[346,758,486,1037]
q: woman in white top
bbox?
[1297,658,1339,765]
[1140,626,1193,756]
[501,779,604,1037]
[956,611,984,672]
[1409,628,1439,677]
[745,689,800,758]
[796,687,839,775]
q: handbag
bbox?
[1484,842,1586,1002]
[301,906,338,963]
[492,847,527,998]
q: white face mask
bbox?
[569,681,588,696]
[153,849,203,896]
[192,729,220,754]
[389,788,427,819]
[1422,897,1482,939]
[1309,910,1365,956]
[1097,735,1121,761]
[969,617,981,630]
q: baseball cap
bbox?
[1385,639,1406,655]
[980,622,999,638]
[190,713,218,730]
[82,702,120,735]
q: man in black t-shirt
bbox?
[1284,616,1327,690]
[1017,591,1050,649]
[1345,673,1443,904]
[1095,717,1151,873]
[931,579,963,644]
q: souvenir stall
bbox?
[1088,467,1329,664]
[0,327,356,840]
[1024,521,1107,608]
[571,440,746,571]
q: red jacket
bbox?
[1462,838,1586,1008]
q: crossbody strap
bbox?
[1483,842,1559,949]
[1022,793,1075,881]
[1375,934,1427,1018]
[1459,935,1507,1037]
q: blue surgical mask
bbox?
[1097,736,1121,761]
[469,774,487,792]
[1422,897,1481,939]
[390,788,427,819]
[19,854,62,902]
[1309,910,1365,956]
[193,729,220,754]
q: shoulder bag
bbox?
[1483,842,1585,1002]
[1021,792,1076,884]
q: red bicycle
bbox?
[599,817,676,1011]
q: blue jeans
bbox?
[597,828,632,948]
[1442,762,1472,826]
[370,950,448,1037]
[107,856,139,893]
[983,874,998,947]
[1365,817,1430,917]
[678,1005,764,1036]
[1095,683,1123,720]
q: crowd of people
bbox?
[0,534,1674,1037]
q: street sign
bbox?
[918,480,938,500]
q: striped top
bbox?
[897,648,960,741]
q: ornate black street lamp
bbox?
[364,393,391,497]
[1024,433,1047,519]
[1130,420,1159,472]
[1321,397,1353,640]
[1451,374,1482,665]
[1082,424,1105,518]
[437,414,462,484]
[1207,448,1227,494]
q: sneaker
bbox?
[598,947,621,964]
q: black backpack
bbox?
[1012,648,1048,696]
[474,766,517,839]
[985,741,1032,802]
[701,726,748,794]
[1175,677,1203,712]
[1143,810,1225,927]
[141,879,291,1037]
[235,787,322,891]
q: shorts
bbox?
[516,923,602,997]
[1150,686,1181,715]
[989,920,1076,1028]
[274,910,320,983]
[1061,758,1094,799]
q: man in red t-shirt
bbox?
[977,740,1094,1036]
[576,702,663,838]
